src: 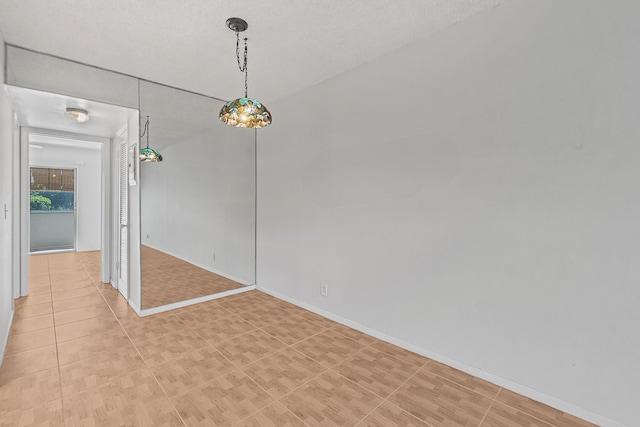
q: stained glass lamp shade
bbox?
[219,97,272,128]
[139,116,163,163]
[140,147,163,163]
[220,18,272,129]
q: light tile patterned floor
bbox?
[141,245,246,309]
[0,252,597,427]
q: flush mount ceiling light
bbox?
[139,116,163,163]
[219,17,272,129]
[65,108,89,123]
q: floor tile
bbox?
[56,328,133,365]
[369,340,429,367]
[359,401,430,426]
[10,314,54,334]
[13,293,51,308]
[216,293,272,314]
[196,315,256,345]
[51,294,106,313]
[59,347,146,396]
[3,252,596,427]
[174,304,232,329]
[238,401,306,427]
[424,360,500,399]
[5,328,56,355]
[495,389,597,427]
[280,370,383,426]
[172,370,273,426]
[52,286,101,301]
[0,367,61,413]
[292,329,365,368]
[296,310,339,328]
[54,304,114,325]
[333,346,421,398]
[54,316,119,342]
[0,345,58,383]
[239,305,299,328]
[331,323,377,345]
[261,315,327,345]
[48,279,94,293]
[480,401,553,427]
[62,368,184,427]
[14,302,53,320]
[150,347,235,397]
[243,347,326,399]
[0,399,64,427]
[388,368,493,426]
[214,329,286,368]
[122,314,189,340]
[24,283,53,297]
[132,329,210,366]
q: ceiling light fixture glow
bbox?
[65,108,89,123]
[139,116,163,163]
[219,17,272,129]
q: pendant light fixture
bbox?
[139,116,163,163]
[219,18,272,129]
[65,108,89,123]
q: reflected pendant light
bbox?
[219,18,272,129]
[139,116,163,162]
[65,107,89,123]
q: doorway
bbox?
[29,166,77,253]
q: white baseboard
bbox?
[137,285,256,317]
[141,243,253,286]
[0,308,14,370]
[257,286,623,427]
[128,299,141,316]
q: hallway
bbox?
[0,253,595,426]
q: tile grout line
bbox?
[78,254,188,426]
[232,316,385,425]
[47,254,68,421]
[477,386,501,426]
[350,358,434,427]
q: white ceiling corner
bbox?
[0,0,507,104]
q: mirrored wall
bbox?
[6,44,257,311]
[139,81,256,309]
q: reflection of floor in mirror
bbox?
[141,245,245,308]
[2,252,597,426]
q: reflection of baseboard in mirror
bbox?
[141,245,245,309]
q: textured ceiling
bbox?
[0,0,505,104]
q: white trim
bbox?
[20,126,112,296]
[100,139,111,284]
[257,286,624,427]
[141,243,254,286]
[137,285,256,317]
[19,128,29,297]
[0,310,14,369]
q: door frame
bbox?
[115,129,129,300]
[19,127,111,296]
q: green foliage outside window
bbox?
[30,191,74,211]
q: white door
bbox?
[117,139,128,298]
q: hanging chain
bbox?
[235,32,249,98]
[140,116,150,148]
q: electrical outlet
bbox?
[212,252,216,261]
[146,233,150,239]
[320,283,328,297]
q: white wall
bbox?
[30,141,102,252]
[0,33,17,365]
[257,1,640,426]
